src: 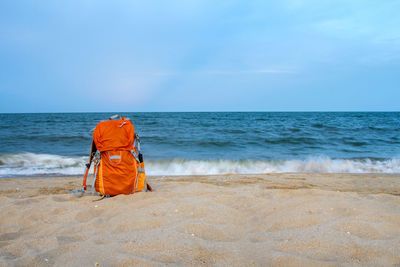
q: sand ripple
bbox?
[0,173,399,266]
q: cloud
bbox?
[202,69,296,75]
[77,67,171,109]
[1,0,398,112]
[245,69,296,74]
[104,69,297,77]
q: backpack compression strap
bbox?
[82,140,97,190]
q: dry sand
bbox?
[0,173,400,266]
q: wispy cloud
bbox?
[131,69,296,76]
[130,71,180,76]
[244,69,296,74]
[198,69,296,75]
[1,0,398,112]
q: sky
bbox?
[0,0,399,112]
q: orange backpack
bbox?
[82,115,150,196]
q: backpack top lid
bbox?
[93,119,135,152]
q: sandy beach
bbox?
[1,173,400,266]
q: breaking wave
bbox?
[0,153,86,177]
[1,153,400,177]
[146,157,400,175]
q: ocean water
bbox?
[0,112,399,177]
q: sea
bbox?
[0,112,399,177]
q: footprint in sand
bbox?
[329,207,360,217]
[75,209,104,223]
[269,216,324,231]
[56,235,87,245]
[270,255,337,267]
[179,223,237,242]
[13,198,41,206]
[334,222,386,240]
[0,232,21,242]
[112,218,166,233]
[51,196,70,202]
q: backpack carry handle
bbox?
[109,114,122,120]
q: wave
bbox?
[146,157,400,175]
[0,153,86,177]
[0,153,400,177]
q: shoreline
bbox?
[1,173,399,197]
[1,173,400,266]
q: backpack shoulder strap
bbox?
[82,140,97,190]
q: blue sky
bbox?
[0,0,399,112]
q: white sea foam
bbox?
[0,153,399,177]
[0,153,86,177]
[146,157,400,175]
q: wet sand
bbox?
[1,173,400,266]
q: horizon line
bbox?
[1,110,399,114]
